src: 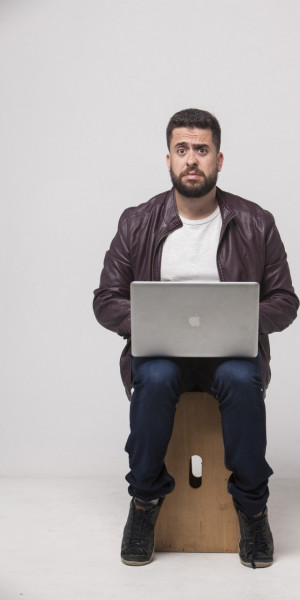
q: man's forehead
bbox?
[170,127,213,145]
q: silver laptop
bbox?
[130,281,259,358]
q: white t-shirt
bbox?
[161,206,222,282]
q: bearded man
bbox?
[93,108,298,568]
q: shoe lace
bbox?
[247,517,269,569]
[128,507,148,547]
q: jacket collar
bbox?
[163,186,236,229]
[163,187,181,229]
[216,187,237,238]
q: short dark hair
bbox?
[166,108,221,152]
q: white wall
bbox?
[0,0,299,479]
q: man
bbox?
[93,109,298,569]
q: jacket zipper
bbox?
[151,220,183,281]
[217,214,236,282]
[151,232,171,281]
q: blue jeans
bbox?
[125,355,273,517]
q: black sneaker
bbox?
[121,497,164,566]
[236,506,274,568]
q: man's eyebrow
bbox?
[174,142,209,149]
[193,143,209,149]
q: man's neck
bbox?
[175,187,218,220]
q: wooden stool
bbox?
[155,391,239,553]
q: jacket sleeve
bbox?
[93,212,133,338]
[259,216,299,334]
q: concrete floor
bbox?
[0,477,299,600]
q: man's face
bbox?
[166,127,224,198]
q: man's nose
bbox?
[186,150,198,166]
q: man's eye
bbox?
[199,148,207,154]
[177,148,186,154]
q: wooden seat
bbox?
[155,391,239,553]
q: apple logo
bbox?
[188,315,201,327]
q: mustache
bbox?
[181,169,205,177]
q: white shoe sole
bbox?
[121,550,154,566]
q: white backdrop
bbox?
[0,0,299,480]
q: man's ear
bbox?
[166,154,170,171]
[217,152,224,172]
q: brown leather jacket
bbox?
[93,187,299,399]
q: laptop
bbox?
[130,281,259,358]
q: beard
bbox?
[169,164,219,198]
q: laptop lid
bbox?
[130,281,259,358]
